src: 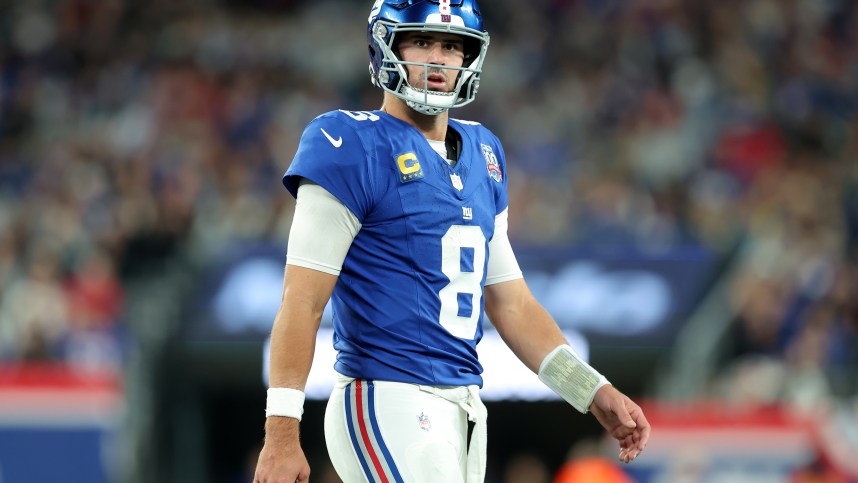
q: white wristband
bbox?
[266,388,305,421]
[538,344,610,414]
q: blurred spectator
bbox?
[0,246,68,361]
[554,438,632,483]
[502,452,552,483]
[790,453,850,483]
[65,248,123,331]
[554,458,633,483]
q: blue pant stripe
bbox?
[367,381,405,483]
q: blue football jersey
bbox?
[283,109,509,387]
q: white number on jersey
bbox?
[439,225,486,339]
[339,110,380,122]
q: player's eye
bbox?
[443,41,464,53]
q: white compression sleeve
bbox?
[286,180,361,275]
[485,208,523,285]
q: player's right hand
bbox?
[254,418,311,483]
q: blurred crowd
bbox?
[0,0,856,469]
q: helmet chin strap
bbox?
[401,84,455,116]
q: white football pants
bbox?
[324,373,487,483]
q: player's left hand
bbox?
[589,385,651,464]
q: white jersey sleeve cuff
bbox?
[286,180,361,275]
[485,208,523,286]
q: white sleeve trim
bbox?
[286,180,361,276]
[485,208,523,286]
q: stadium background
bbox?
[0,0,856,481]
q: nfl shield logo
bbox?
[417,412,432,431]
[450,173,463,191]
[482,144,502,182]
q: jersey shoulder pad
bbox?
[285,115,363,189]
[284,110,382,220]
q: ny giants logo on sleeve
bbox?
[481,144,502,182]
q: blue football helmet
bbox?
[367,0,490,115]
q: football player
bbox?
[254,1,651,482]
